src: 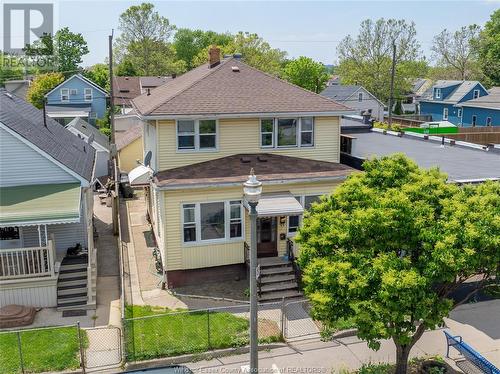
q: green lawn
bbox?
[0,326,84,374]
[124,305,279,361]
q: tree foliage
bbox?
[192,32,287,76]
[297,154,500,374]
[173,29,233,70]
[83,63,109,91]
[478,9,500,86]
[26,72,65,108]
[115,2,185,76]
[283,56,329,93]
[337,19,426,103]
[431,25,481,81]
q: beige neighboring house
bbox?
[116,125,143,173]
[129,48,355,301]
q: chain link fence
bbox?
[0,323,85,374]
[123,301,285,362]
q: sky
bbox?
[41,1,500,66]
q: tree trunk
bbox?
[395,344,411,374]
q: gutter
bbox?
[154,174,350,191]
[135,110,358,121]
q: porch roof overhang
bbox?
[128,165,153,186]
[0,183,81,227]
[244,192,304,217]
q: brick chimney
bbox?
[208,46,221,68]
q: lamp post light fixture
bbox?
[243,168,262,373]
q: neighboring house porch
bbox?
[0,183,96,309]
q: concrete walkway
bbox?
[121,193,187,309]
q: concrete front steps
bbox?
[57,256,96,311]
[258,257,303,302]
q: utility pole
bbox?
[108,30,115,145]
[388,41,397,126]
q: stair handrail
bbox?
[286,238,302,289]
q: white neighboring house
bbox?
[321,85,385,121]
[0,90,97,310]
[66,117,110,179]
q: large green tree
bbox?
[478,9,500,86]
[173,29,233,70]
[297,154,500,374]
[431,25,481,81]
[23,28,89,76]
[193,32,287,76]
[337,19,427,103]
[26,72,65,108]
[83,63,109,91]
[115,2,185,76]
[283,56,329,93]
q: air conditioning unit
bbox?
[70,89,77,95]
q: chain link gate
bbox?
[83,326,122,369]
[283,299,322,340]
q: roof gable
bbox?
[45,74,108,98]
[133,58,351,117]
[0,89,95,182]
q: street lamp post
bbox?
[243,168,262,373]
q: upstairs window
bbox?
[177,119,217,151]
[277,119,297,147]
[260,119,274,147]
[260,118,315,149]
[435,88,441,99]
[358,92,363,102]
[457,108,462,118]
[61,88,69,101]
[84,88,92,101]
[486,117,492,126]
[473,89,480,99]
[443,108,448,120]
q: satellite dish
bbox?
[144,151,152,167]
[87,133,95,145]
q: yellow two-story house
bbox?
[131,48,355,300]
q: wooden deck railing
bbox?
[0,240,56,280]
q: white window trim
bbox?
[181,200,244,246]
[61,88,69,102]
[260,117,315,149]
[443,108,448,120]
[473,89,480,99]
[358,92,363,102]
[260,119,274,148]
[435,88,441,99]
[457,108,462,118]
[176,119,218,152]
[286,194,322,237]
[84,88,93,102]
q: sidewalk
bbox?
[185,302,500,373]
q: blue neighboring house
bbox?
[419,80,489,126]
[456,87,500,127]
[45,74,108,126]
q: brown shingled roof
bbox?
[133,58,351,117]
[113,76,172,106]
[154,153,354,188]
[115,125,142,150]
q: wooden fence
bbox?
[444,128,500,145]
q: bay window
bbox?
[182,200,243,244]
[177,119,217,151]
[260,117,314,148]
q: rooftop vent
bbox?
[231,66,240,72]
[257,156,268,162]
[240,157,251,163]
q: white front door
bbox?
[0,227,23,249]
